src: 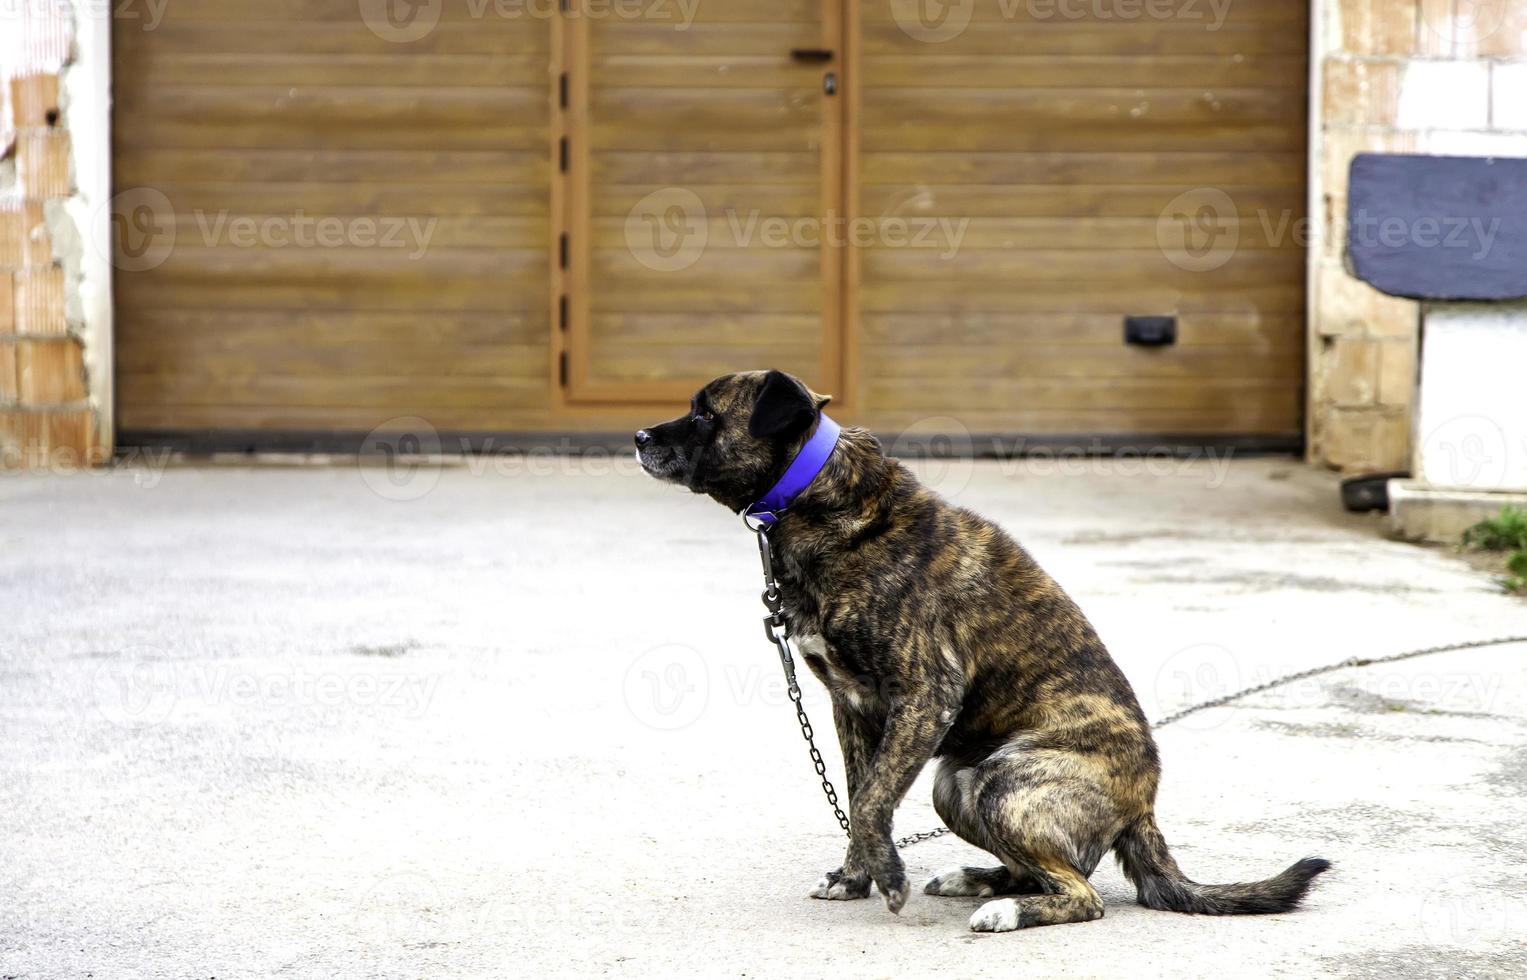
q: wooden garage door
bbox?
[113,2,553,435]
[112,2,1307,443]
[853,0,1308,436]
[563,2,844,403]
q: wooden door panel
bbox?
[852,0,1308,437]
[565,5,844,403]
[113,4,552,435]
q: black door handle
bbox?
[789,48,835,63]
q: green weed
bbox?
[1462,506,1527,592]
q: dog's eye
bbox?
[695,410,714,423]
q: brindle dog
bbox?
[636,369,1329,933]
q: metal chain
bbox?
[755,524,852,837]
[752,521,1527,849]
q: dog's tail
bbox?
[1114,813,1330,915]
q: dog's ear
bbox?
[748,370,830,439]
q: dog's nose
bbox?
[634,429,652,448]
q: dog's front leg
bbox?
[809,698,882,901]
[852,687,960,913]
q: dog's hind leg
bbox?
[968,864,1104,932]
[925,759,1043,897]
[963,751,1121,932]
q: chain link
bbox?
[756,525,852,837]
[752,520,1527,850]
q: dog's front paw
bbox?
[808,868,871,901]
[866,850,908,914]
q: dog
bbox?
[636,369,1329,932]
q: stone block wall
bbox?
[1311,0,1527,473]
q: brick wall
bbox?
[2,3,98,470]
[1311,0,1527,473]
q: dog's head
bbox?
[635,369,831,512]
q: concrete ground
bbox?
[3,454,1527,979]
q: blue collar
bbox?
[743,414,842,528]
